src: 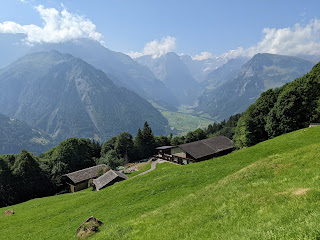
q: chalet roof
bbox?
[156,146,175,150]
[93,170,128,191]
[64,164,107,184]
[178,136,233,160]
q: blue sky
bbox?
[0,0,319,58]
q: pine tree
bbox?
[134,128,144,159]
[141,122,156,158]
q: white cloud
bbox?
[222,18,320,59]
[192,52,213,60]
[128,36,176,58]
[0,5,103,44]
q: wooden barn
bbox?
[156,136,234,164]
[93,170,128,191]
[155,146,175,156]
[63,164,107,192]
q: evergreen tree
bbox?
[115,132,134,162]
[141,122,156,158]
[134,128,144,159]
[0,157,14,207]
[155,135,171,148]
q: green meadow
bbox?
[1,127,320,239]
[151,102,214,135]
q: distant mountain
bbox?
[0,51,168,142]
[180,54,228,82]
[196,53,314,121]
[0,34,178,107]
[136,52,198,105]
[31,39,179,107]
[203,57,249,90]
[0,112,54,155]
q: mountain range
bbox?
[196,53,314,120]
[136,52,198,105]
[0,51,168,143]
[0,34,319,155]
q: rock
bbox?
[4,209,14,216]
[76,216,103,239]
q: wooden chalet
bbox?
[63,164,107,192]
[156,136,234,164]
[93,170,128,191]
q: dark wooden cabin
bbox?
[93,170,128,191]
[63,164,107,192]
[156,136,234,164]
[177,136,234,162]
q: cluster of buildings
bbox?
[63,136,234,192]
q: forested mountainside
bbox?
[0,113,54,155]
[0,51,168,142]
[234,61,320,147]
[196,53,314,121]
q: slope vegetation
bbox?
[1,127,320,239]
[0,112,54,155]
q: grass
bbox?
[1,127,320,239]
[125,162,152,178]
[151,102,214,135]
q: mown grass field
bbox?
[1,127,320,239]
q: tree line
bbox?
[0,117,239,207]
[233,62,320,148]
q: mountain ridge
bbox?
[0,51,168,142]
[196,53,314,120]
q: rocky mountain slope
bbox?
[32,39,179,107]
[196,53,314,120]
[136,52,198,105]
[0,34,178,107]
[0,51,168,142]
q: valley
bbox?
[151,102,214,135]
[1,2,320,239]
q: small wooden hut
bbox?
[63,164,107,192]
[93,170,128,191]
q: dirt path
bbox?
[133,159,166,178]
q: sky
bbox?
[0,0,319,59]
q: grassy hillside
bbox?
[1,127,320,239]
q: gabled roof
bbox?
[93,170,128,191]
[178,136,233,160]
[156,146,175,150]
[64,164,107,184]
